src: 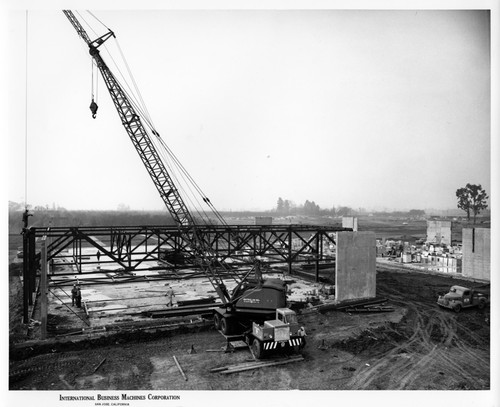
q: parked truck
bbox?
[437,285,489,312]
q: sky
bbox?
[3,6,494,213]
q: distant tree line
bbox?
[8,202,175,234]
[274,197,427,218]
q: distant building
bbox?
[255,216,272,226]
[342,217,358,231]
[426,220,451,245]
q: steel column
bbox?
[22,230,29,323]
[40,238,48,340]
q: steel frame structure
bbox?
[22,224,350,321]
[26,224,349,271]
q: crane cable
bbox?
[90,59,95,101]
[154,135,229,226]
[153,134,225,228]
[159,138,227,226]
[159,143,215,226]
[87,10,111,32]
[115,39,154,128]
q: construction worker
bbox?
[22,208,32,229]
[71,283,78,306]
[298,326,307,349]
[166,285,175,307]
[76,287,82,308]
[96,250,101,270]
[254,259,263,284]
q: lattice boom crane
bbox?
[62,10,234,302]
[63,12,301,347]
[63,10,194,229]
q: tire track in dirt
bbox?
[390,307,436,388]
[346,297,489,390]
[403,302,486,388]
[346,304,424,389]
[432,349,485,389]
[396,344,438,390]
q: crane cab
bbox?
[232,278,287,314]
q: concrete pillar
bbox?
[462,228,490,280]
[335,231,376,302]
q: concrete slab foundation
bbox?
[335,232,376,302]
[44,269,328,336]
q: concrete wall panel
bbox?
[342,217,358,231]
[335,231,376,302]
[426,221,452,245]
[255,217,273,225]
[462,228,490,281]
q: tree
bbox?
[336,206,352,217]
[456,184,488,224]
[276,197,284,213]
[283,199,291,215]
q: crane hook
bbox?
[89,99,98,119]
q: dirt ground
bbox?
[9,263,490,392]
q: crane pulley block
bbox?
[89,99,98,119]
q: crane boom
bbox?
[63,10,194,228]
[63,10,234,303]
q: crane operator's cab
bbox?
[213,277,288,334]
[232,278,287,312]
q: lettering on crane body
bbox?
[242,298,261,304]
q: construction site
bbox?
[7,9,493,405]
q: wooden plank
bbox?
[93,358,107,373]
[173,355,188,381]
[213,356,304,375]
[221,356,304,374]
[210,358,285,373]
[230,340,248,349]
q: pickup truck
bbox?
[437,285,489,313]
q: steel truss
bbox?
[21,224,350,323]
[25,224,349,274]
